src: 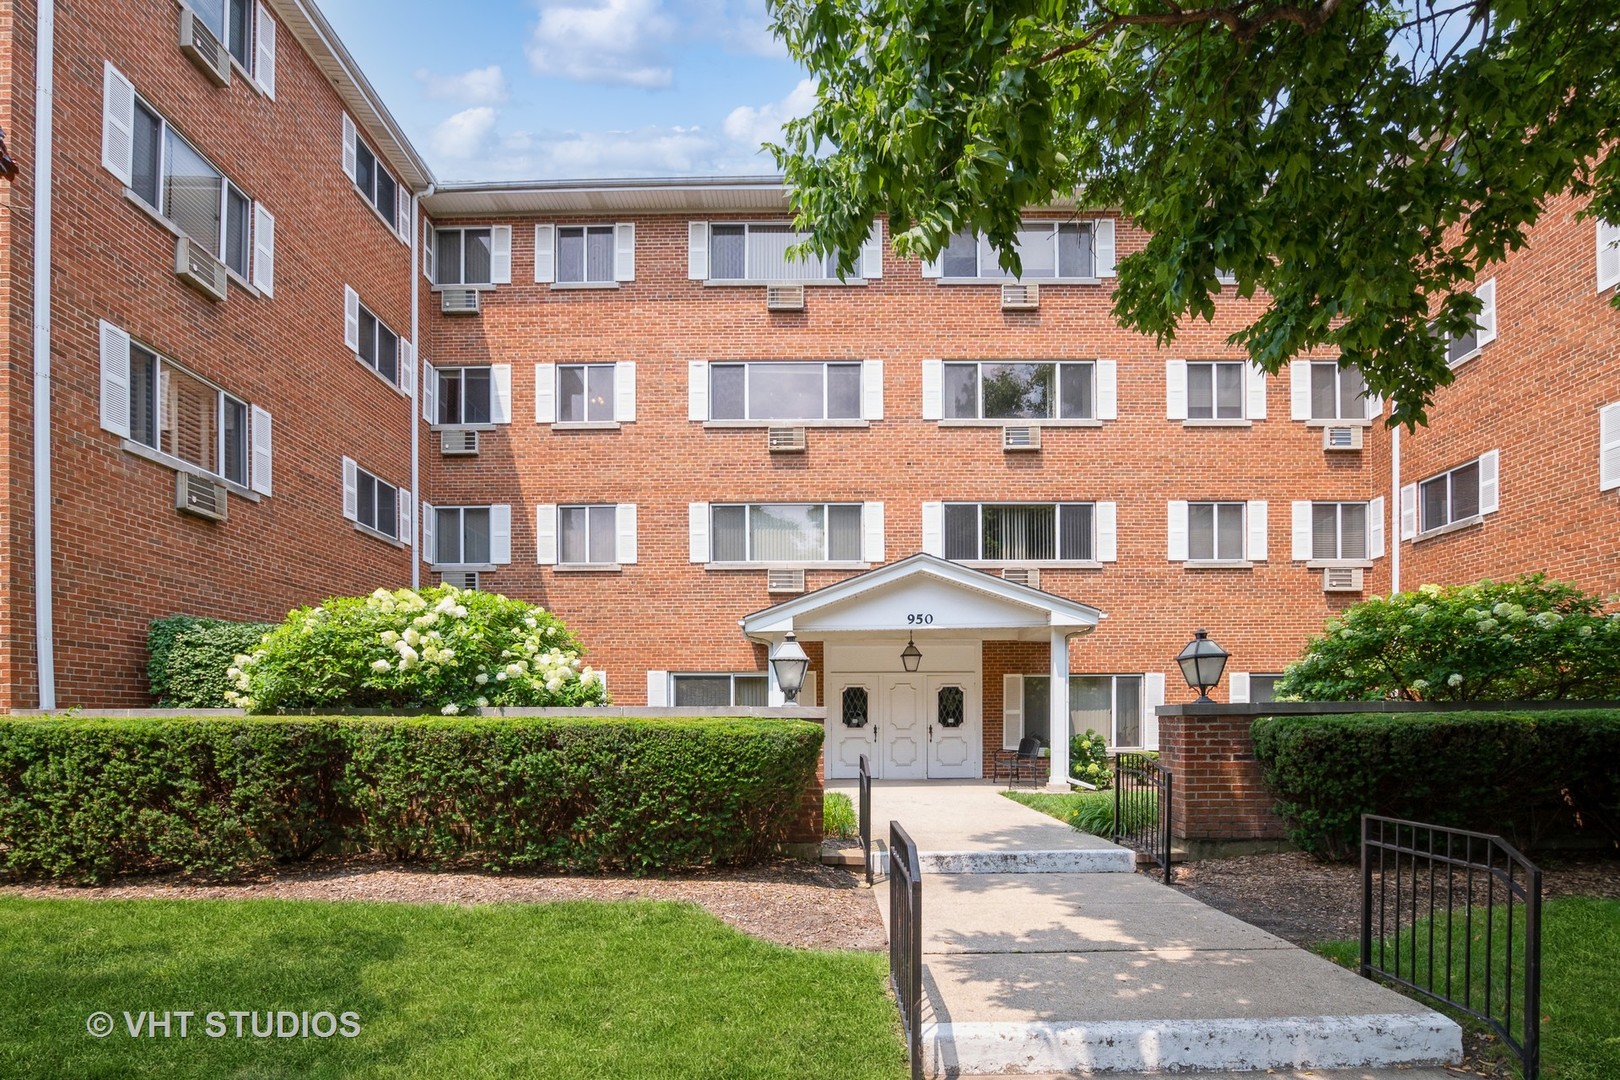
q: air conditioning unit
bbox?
[175,471,228,522]
[440,428,480,456]
[441,570,479,590]
[1323,425,1364,451]
[1000,282,1040,310]
[1002,425,1042,451]
[767,426,807,453]
[1322,566,1365,593]
[767,568,806,594]
[441,288,481,315]
[1001,566,1041,588]
[178,8,232,86]
[174,236,228,302]
[765,284,806,311]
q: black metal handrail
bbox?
[890,821,923,1080]
[1361,815,1542,1080]
[858,753,873,886]
[1113,752,1173,884]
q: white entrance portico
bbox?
[741,554,1104,786]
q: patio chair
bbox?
[1004,737,1045,789]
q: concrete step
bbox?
[875,847,1137,876]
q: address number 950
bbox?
[906,614,935,625]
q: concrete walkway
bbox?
[830,780,1462,1077]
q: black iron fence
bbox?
[1361,815,1543,1080]
[858,753,873,886]
[889,821,923,1080]
[1114,752,1173,884]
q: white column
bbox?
[1047,628,1071,789]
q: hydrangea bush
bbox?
[1068,728,1112,789]
[1276,575,1620,702]
[226,586,606,714]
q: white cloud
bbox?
[526,0,677,88]
[703,0,787,58]
[723,78,816,153]
[415,65,510,106]
[428,122,785,183]
[431,107,501,161]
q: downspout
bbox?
[31,0,57,709]
[409,186,432,588]
[1389,418,1401,596]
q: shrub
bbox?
[823,792,857,839]
[148,616,274,708]
[1252,710,1620,859]
[1276,575,1620,702]
[1066,790,1155,836]
[229,586,606,715]
[0,715,823,882]
[1069,728,1111,789]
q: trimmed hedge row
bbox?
[0,716,822,883]
[1252,710,1620,859]
[148,616,273,708]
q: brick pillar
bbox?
[1159,711,1286,846]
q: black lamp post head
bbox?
[1176,628,1229,703]
[769,631,810,706]
[900,632,922,673]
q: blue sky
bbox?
[321,0,812,183]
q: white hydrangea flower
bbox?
[475,673,489,685]
[441,703,460,715]
[370,659,392,673]
[475,696,489,708]
[380,630,400,645]
[1447,673,1464,687]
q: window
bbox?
[438,366,492,425]
[709,223,839,281]
[940,221,1095,279]
[434,228,492,286]
[710,503,862,563]
[944,503,1094,562]
[943,362,1094,420]
[1439,279,1497,366]
[186,0,254,69]
[673,674,769,707]
[557,225,616,283]
[1069,675,1144,750]
[348,462,400,540]
[1307,362,1368,420]
[1420,460,1482,533]
[435,507,492,565]
[1311,502,1368,560]
[841,686,870,727]
[127,342,249,486]
[558,505,617,565]
[357,303,401,386]
[128,98,255,279]
[558,364,615,423]
[710,362,862,421]
[1249,675,1282,704]
[1017,675,1052,746]
[1599,220,1620,293]
[352,135,398,226]
[1186,361,1246,419]
[1188,502,1245,561]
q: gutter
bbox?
[409,185,432,586]
[1390,420,1401,595]
[31,0,56,709]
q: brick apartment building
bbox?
[0,0,1615,783]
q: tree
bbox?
[769,0,1620,427]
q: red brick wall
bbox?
[1158,711,1286,843]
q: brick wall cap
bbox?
[1158,699,1620,718]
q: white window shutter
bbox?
[534,363,556,423]
[1095,360,1118,420]
[249,405,272,495]
[647,671,670,707]
[863,501,885,563]
[920,252,943,278]
[1598,221,1620,293]
[1478,449,1500,514]
[1600,402,1620,491]
[1246,500,1268,561]
[1095,501,1117,562]
[1291,501,1313,561]
[489,504,512,564]
[1142,672,1165,750]
[423,219,435,281]
[1290,362,1312,421]
[1094,218,1117,277]
[341,113,357,180]
[688,502,710,563]
[687,222,709,280]
[341,457,358,520]
[1165,360,1187,420]
[533,224,555,283]
[616,503,638,564]
[1229,672,1251,704]
[688,361,708,421]
[1366,393,1385,420]
[860,222,883,279]
[421,502,436,564]
[490,365,513,424]
[490,226,513,284]
[101,62,135,185]
[422,361,438,423]
[251,204,275,297]
[612,361,636,422]
[535,504,558,565]
[921,502,944,557]
[862,360,884,420]
[1369,496,1386,558]
[395,192,411,242]
[254,4,277,97]
[1246,364,1268,420]
[1475,278,1497,347]
[1167,501,1189,561]
[98,320,132,438]
[1002,674,1023,750]
[398,341,415,397]
[614,223,636,281]
[398,490,414,545]
[921,360,943,420]
[1400,483,1418,540]
[343,285,360,352]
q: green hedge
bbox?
[0,716,822,883]
[148,616,273,708]
[1252,710,1620,859]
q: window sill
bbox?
[549,281,621,291]
[429,563,496,573]
[1182,559,1254,570]
[703,419,868,429]
[353,183,407,243]
[1305,559,1374,570]
[430,423,498,433]
[124,189,262,298]
[1304,418,1373,428]
[1181,418,1253,428]
[226,54,267,95]
[353,522,405,549]
[938,419,1102,428]
[551,421,623,431]
[1413,515,1485,544]
[704,562,871,572]
[552,563,622,573]
[701,279,867,288]
[120,440,261,502]
[934,277,1105,286]
[431,283,495,293]
[964,561,1104,571]
[356,354,409,398]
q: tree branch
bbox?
[1034,0,1345,65]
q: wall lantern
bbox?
[1176,628,1229,703]
[769,631,810,706]
[900,632,922,673]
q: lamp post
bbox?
[900,632,922,673]
[1175,628,1229,703]
[769,631,810,706]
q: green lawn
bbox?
[1001,790,1090,822]
[0,897,905,1080]
[1315,897,1620,1080]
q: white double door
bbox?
[830,673,980,779]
